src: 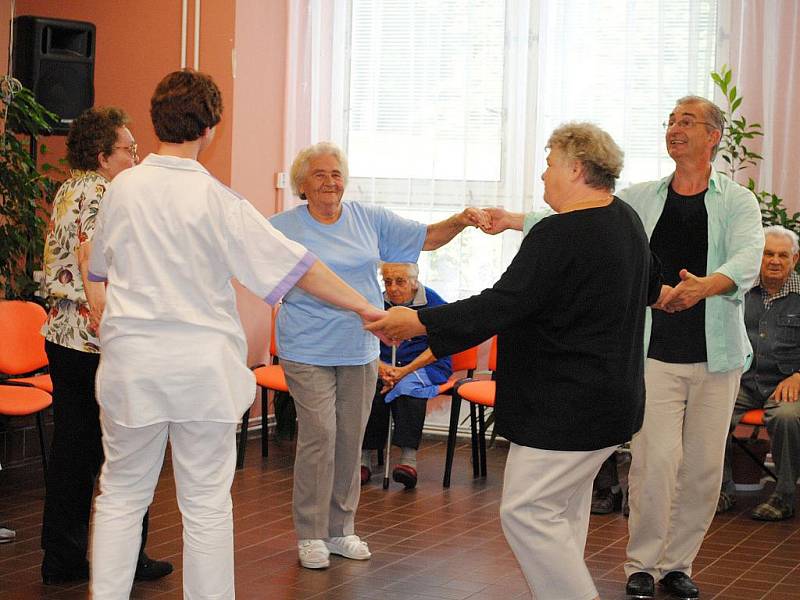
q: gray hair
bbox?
[289,141,349,198]
[380,262,419,280]
[546,122,624,191]
[674,95,725,160]
[764,225,800,254]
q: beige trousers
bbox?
[625,359,741,579]
[501,442,617,600]
[282,359,378,540]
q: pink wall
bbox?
[0,0,290,416]
[230,1,290,367]
[726,0,800,213]
[9,0,235,182]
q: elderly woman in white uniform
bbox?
[87,71,384,600]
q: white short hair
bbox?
[380,262,419,280]
[764,225,799,254]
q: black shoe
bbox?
[659,571,699,599]
[625,571,655,598]
[134,555,174,581]
[42,562,90,585]
[591,487,623,514]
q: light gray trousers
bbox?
[281,359,378,540]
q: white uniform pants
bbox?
[91,417,237,599]
[625,359,740,579]
[500,442,617,600]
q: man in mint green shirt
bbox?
[483,96,763,599]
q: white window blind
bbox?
[313,0,719,299]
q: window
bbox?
[317,0,719,299]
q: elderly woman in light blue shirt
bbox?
[270,141,487,569]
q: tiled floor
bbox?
[1,435,798,599]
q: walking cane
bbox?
[382,344,396,490]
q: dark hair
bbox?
[150,69,223,143]
[65,107,129,171]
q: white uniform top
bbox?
[88,154,315,427]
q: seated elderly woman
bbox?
[269,142,488,569]
[360,262,452,490]
[368,122,664,600]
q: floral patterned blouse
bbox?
[41,170,108,353]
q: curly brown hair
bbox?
[150,70,223,143]
[66,107,130,171]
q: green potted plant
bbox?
[0,83,61,300]
[711,65,800,235]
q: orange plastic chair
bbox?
[237,304,290,469]
[443,336,497,488]
[0,300,51,391]
[378,343,480,485]
[0,383,52,475]
[0,300,53,475]
[730,408,777,481]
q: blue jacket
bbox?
[379,285,452,383]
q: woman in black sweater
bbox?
[368,122,664,600]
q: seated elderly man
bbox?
[718,225,800,521]
[361,262,451,489]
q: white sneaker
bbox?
[325,535,371,560]
[298,539,330,569]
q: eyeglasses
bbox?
[383,278,410,287]
[662,117,713,130]
[114,142,138,159]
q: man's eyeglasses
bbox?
[114,142,138,159]
[662,117,713,130]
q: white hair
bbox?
[764,225,800,254]
[380,262,419,278]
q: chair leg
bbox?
[261,387,269,458]
[730,434,778,481]
[36,411,49,481]
[443,395,461,488]
[469,403,479,479]
[478,405,487,478]
[237,408,250,470]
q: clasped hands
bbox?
[653,269,712,313]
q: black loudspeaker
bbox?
[11,16,95,135]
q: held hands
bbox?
[651,284,675,312]
[480,207,514,235]
[769,373,800,403]
[360,306,394,346]
[364,306,426,343]
[659,269,709,313]
[460,207,491,231]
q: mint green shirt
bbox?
[523,170,764,373]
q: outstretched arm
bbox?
[296,259,386,325]
[423,208,490,250]
[481,207,525,234]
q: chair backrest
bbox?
[488,336,498,372]
[451,345,479,376]
[0,300,48,375]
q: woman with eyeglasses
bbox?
[40,107,171,585]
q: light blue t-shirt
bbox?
[269,201,427,365]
